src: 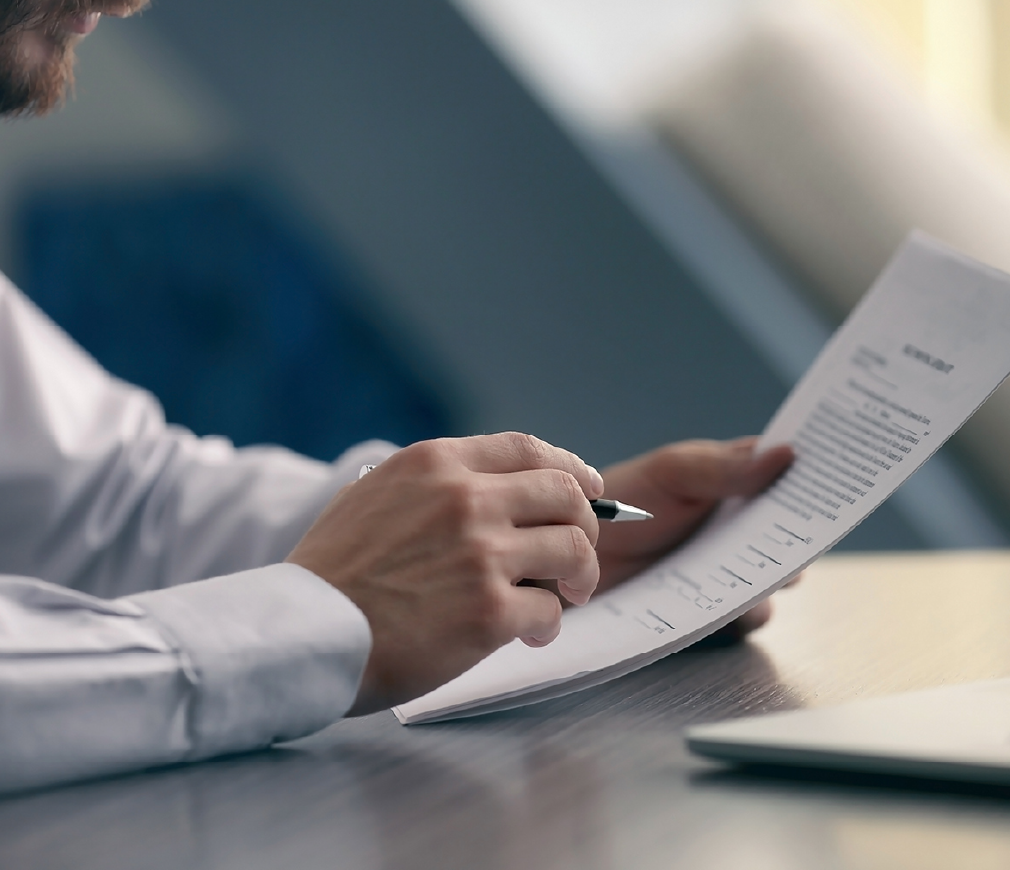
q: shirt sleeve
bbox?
[0,563,371,794]
[0,272,398,595]
[0,274,391,792]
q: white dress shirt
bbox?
[0,273,397,793]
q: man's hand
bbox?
[595,437,795,636]
[286,433,603,715]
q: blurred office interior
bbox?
[4,0,1010,549]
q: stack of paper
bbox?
[395,234,1010,725]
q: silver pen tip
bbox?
[612,500,654,521]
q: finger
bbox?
[508,525,600,605]
[653,438,794,501]
[494,468,599,545]
[506,585,563,647]
[452,432,605,498]
[733,598,773,633]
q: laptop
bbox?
[686,678,1010,786]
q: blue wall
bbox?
[19,0,934,548]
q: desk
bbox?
[5,551,1010,869]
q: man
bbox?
[0,1,793,793]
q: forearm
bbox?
[80,434,397,592]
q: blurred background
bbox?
[6,0,1010,549]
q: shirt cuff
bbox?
[129,563,371,760]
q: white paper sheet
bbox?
[395,233,1010,725]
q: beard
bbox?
[0,23,74,115]
[0,0,149,116]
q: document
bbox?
[394,233,1010,725]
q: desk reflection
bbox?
[0,726,613,870]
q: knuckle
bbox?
[540,596,563,634]
[660,439,710,464]
[567,525,595,568]
[460,530,504,579]
[508,431,549,469]
[399,438,450,474]
[559,469,583,504]
[441,478,483,524]
[545,468,583,507]
[662,439,729,489]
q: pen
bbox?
[589,499,654,522]
[358,465,654,522]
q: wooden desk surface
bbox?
[5,551,1010,870]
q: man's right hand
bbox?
[285,433,604,715]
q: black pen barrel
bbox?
[590,499,619,520]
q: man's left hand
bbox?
[595,437,794,635]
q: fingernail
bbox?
[558,580,588,605]
[587,465,605,497]
[535,625,562,643]
[755,443,793,463]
